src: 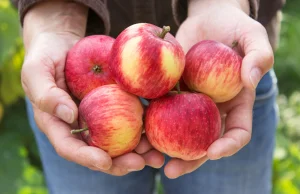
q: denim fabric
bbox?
[25,69,278,194]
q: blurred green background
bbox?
[0,0,300,194]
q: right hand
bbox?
[21,1,164,176]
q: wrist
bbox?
[187,0,250,17]
[23,1,88,44]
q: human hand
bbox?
[21,1,164,176]
[164,0,274,178]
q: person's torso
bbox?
[107,0,178,38]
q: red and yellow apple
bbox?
[182,40,243,103]
[109,23,185,99]
[71,84,144,158]
[145,92,221,161]
[65,35,116,100]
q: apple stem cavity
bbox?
[176,82,181,94]
[93,65,102,74]
[231,40,238,49]
[159,26,171,39]
[71,127,88,134]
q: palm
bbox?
[176,5,256,54]
[24,32,79,94]
[175,5,257,156]
[24,32,165,175]
[163,4,273,179]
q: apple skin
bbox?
[145,91,221,161]
[78,84,144,158]
[65,35,116,100]
[182,40,243,103]
[109,23,185,99]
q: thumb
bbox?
[240,23,274,90]
[21,57,78,124]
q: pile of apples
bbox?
[65,23,243,160]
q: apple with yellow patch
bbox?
[71,84,144,158]
[183,40,243,103]
[109,23,185,99]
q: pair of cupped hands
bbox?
[21,0,274,179]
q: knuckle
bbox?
[34,86,56,112]
[252,21,266,33]
[20,62,32,90]
[35,94,49,111]
[264,50,275,68]
[54,145,65,158]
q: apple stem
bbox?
[176,82,181,94]
[71,127,88,134]
[93,65,101,73]
[231,40,238,49]
[159,26,171,39]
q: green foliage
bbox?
[0,1,20,65]
[0,101,47,194]
[271,1,300,191]
[0,102,3,120]
[274,0,300,96]
[0,1,47,193]
[272,93,300,194]
[0,1,25,106]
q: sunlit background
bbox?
[0,0,300,193]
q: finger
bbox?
[22,57,77,123]
[208,89,254,160]
[112,152,145,172]
[240,22,274,90]
[207,129,251,160]
[175,21,200,53]
[164,156,208,179]
[141,149,165,168]
[33,107,112,171]
[134,134,153,154]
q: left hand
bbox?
[164,0,274,179]
[21,1,164,175]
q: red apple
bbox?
[145,92,221,161]
[71,84,144,158]
[182,40,243,103]
[65,35,116,100]
[109,23,185,99]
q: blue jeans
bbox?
[25,69,279,194]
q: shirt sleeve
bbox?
[10,0,111,35]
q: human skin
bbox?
[163,0,274,179]
[21,1,164,176]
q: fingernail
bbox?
[250,68,262,89]
[94,159,112,170]
[55,104,74,123]
[127,169,139,172]
[95,163,110,171]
